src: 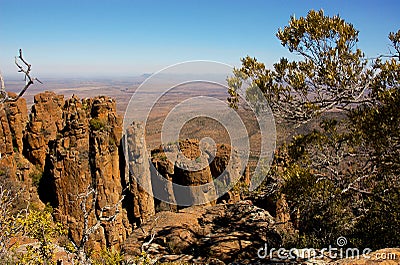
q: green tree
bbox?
[229,9,400,249]
[228,9,371,124]
[349,30,400,248]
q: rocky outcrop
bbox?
[45,95,131,249]
[151,157,177,212]
[89,97,129,246]
[24,91,64,169]
[151,140,245,209]
[0,93,42,208]
[123,201,282,264]
[174,139,216,206]
[0,92,28,156]
[5,92,28,154]
[47,95,96,245]
[1,90,254,257]
[125,121,155,224]
[0,91,144,250]
[209,143,243,203]
[0,105,14,156]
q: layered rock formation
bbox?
[151,139,246,210]
[125,121,155,224]
[41,95,133,249]
[24,92,64,169]
[0,92,146,249]
[0,91,291,262]
[0,92,28,157]
[0,93,41,206]
[1,91,250,251]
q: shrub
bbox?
[92,247,125,265]
[89,118,107,131]
[30,170,43,188]
[17,209,66,264]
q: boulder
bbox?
[123,201,282,264]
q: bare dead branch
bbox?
[0,49,41,104]
[141,216,159,252]
[67,185,125,264]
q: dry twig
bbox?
[0,49,42,104]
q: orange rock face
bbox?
[0,91,249,253]
[151,139,246,208]
[0,92,28,156]
[44,95,131,249]
[24,91,64,168]
[0,92,134,249]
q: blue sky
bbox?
[0,0,399,77]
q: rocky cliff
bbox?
[42,95,132,249]
[0,91,252,251]
[0,91,293,263]
[0,92,41,207]
[0,92,143,249]
[0,92,28,156]
[125,121,156,224]
[24,92,64,169]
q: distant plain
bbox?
[6,76,324,173]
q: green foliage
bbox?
[29,167,43,188]
[43,203,54,214]
[159,154,167,161]
[228,9,371,123]
[274,117,378,248]
[228,10,400,250]
[90,118,107,131]
[17,209,66,265]
[353,178,400,249]
[82,101,90,110]
[92,247,125,265]
[232,179,250,198]
[277,9,359,54]
[280,163,354,248]
[348,29,400,248]
[130,250,156,265]
[0,185,24,262]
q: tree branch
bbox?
[68,185,125,264]
[0,49,42,104]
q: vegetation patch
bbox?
[89,118,107,131]
[29,166,43,188]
